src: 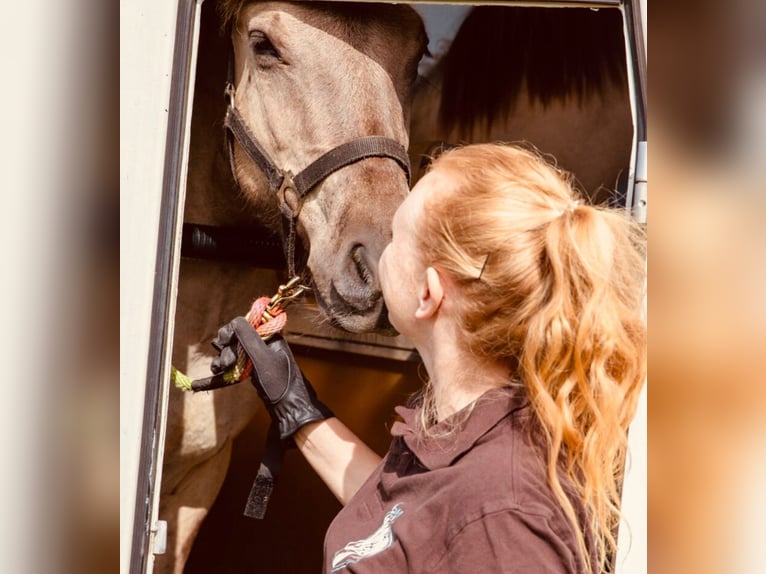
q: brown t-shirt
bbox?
[323,387,594,573]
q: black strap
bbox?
[244,423,286,519]
[225,106,410,198]
[225,106,286,192]
[293,136,411,198]
[190,372,240,392]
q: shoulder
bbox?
[450,407,551,512]
[429,506,582,574]
[433,411,584,570]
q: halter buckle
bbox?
[277,170,301,219]
[224,82,236,107]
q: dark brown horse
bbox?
[410,6,634,206]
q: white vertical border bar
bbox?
[145,2,202,572]
[620,1,639,215]
[119,0,178,571]
[616,379,648,573]
[616,2,647,569]
[120,0,201,572]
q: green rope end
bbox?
[171,364,243,392]
[171,366,193,391]
[224,366,242,383]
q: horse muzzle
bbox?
[310,241,395,334]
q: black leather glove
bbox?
[210,317,333,439]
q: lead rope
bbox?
[169,276,310,520]
[171,276,307,392]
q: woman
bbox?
[210,143,646,573]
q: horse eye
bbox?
[249,31,280,60]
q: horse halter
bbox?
[223,82,412,278]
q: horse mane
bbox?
[439,7,628,135]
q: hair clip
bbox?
[477,253,490,280]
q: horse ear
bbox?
[415,267,444,320]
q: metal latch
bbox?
[152,520,168,555]
[632,141,647,224]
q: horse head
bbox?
[224,1,427,333]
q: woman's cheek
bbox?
[378,248,391,286]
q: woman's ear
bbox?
[415,267,444,319]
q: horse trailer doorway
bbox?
[121,2,646,574]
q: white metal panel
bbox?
[120,0,179,572]
[617,383,647,574]
[617,1,647,572]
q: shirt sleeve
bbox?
[429,509,580,574]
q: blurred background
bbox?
[1,0,764,572]
[649,1,766,572]
[0,0,118,573]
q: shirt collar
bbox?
[389,386,528,470]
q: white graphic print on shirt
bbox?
[331,504,404,572]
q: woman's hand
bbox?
[210,317,334,439]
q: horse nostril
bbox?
[350,244,374,286]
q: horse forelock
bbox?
[439,7,628,137]
[218,1,426,98]
[316,4,427,61]
[219,1,425,42]
[217,0,246,34]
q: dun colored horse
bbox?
[157,3,426,572]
